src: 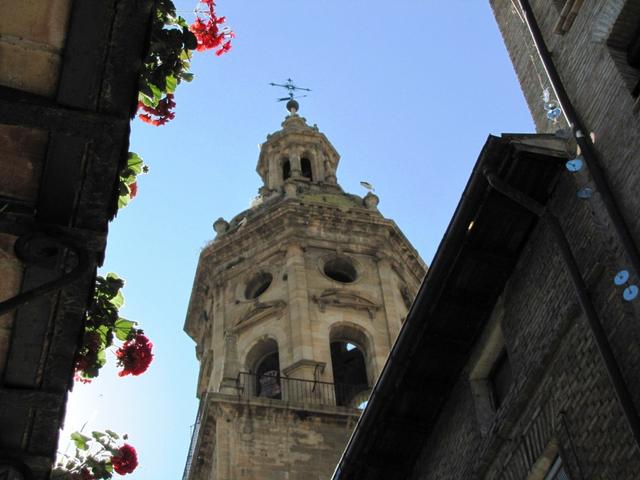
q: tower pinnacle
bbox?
[269,78,310,115]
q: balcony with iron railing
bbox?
[236,371,369,409]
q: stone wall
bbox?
[0,0,72,378]
[190,395,358,480]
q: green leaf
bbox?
[110,290,125,309]
[118,192,131,209]
[97,347,107,368]
[184,30,197,50]
[114,318,135,341]
[105,429,120,440]
[71,432,91,451]
[180,72,194,82]
[92,431,106,440]
[106,272,121,283]
[165,74,178,94]
[149,82,163,102]
[127,152,145,175]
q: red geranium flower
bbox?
[129,182,138,199]
[189,0,233,54]
[112,443,138,475]
[116,333,153,377]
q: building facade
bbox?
[333,1,640,479]
[182,102,425,480]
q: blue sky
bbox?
[59,1,535,478]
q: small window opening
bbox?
[301,157,313,180]
[256,351,281,399]
[489,350,513,410]
[331,341,368,407]
[245,272,273,299]
[282,159,291,181]
[324,258,357,283]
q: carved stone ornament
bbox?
[231,300,287,333]
[311,288,380,319]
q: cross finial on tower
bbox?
[269,78,311,113]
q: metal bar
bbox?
[0,240,91,316]
[485,170,640,452]
[516,0,640,289]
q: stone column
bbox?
[375,254,402,351]
[283,243,315,380]
[290,152,301,178]
[209,282,228,392]
[219,332,240,394]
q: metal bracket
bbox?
[0,229,92,316]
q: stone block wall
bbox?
[190,396,358,480]
[0,0,72,379]
[407,171,640,476]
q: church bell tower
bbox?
[182,100,425,480]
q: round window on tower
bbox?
[245,272,273,299]
[323,257,357,283]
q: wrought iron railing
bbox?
[182,397,206,480]
[236,372,369,408]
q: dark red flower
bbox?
[116,333,153,377]
[137,94,176,126]
[112,443,138,475]
[129,182,138,199]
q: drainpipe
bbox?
[516,0,640,282]
[484,169,640,452]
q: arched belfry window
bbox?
[330,324,370,407]
[256,351,281,399]
[282,159,291,181]
[246,338,281,399]
[300,157,313,180]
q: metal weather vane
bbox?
[269,78,311,102]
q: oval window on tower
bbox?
[324,257,357,283]
[245,272,273,299]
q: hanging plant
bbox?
[53,430,138,479]
[74,274,153,382]
[118,152,148,209]
[137,0,232,126]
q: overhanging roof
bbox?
[333,133,570,480]
[0,1,153,477]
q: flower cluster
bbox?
[116,334,154,377]
[74,274,153,382]
[137,93,176,126]
[190,0,233,55]
[136,0,232,127]
[53,430,138,479]
[112,444,138,475]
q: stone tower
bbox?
[182,101,425,480]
